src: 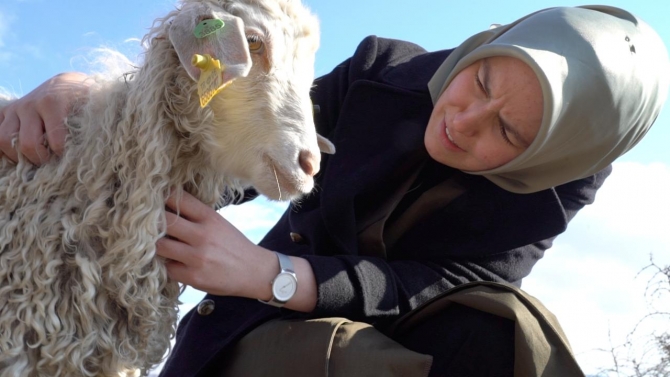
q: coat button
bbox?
[197,299,215,316]
[290,232,305,244]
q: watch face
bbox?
[272,273,297,302]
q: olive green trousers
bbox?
[218,282,585,377]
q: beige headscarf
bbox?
[428,6,670,194]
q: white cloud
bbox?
[524,161,670,374]
[123,37,142,44]
[578,161,670,239]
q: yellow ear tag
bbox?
[192,54,230,108]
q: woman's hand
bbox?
[157,190,275,297]
[0,72,92,165]
[157,191,318,312]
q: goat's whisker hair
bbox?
[272,163,282,201]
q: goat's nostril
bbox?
[299,150,319,177]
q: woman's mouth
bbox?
[446,127,456,144]
[442,121,464,151]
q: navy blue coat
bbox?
[160,36,611,376]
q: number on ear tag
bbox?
[194,19,225,39]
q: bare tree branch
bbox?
[595,255,669,376]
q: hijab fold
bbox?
[429,6,670,193]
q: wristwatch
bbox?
[258,252,298,308]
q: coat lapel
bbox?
[319,81,433,255]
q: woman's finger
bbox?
[0,111,20,163]
[165,210,201,243]
[165,190,212,222]
[157,238,206,287]
[156,236,193,265]
[17,106,49,165]
[162,259,193,285]
[43,114,69,157]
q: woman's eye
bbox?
[247,35,264,53]
[474,75,482,89]
[499,123,514,146]
[475,74,485,93]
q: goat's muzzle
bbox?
[298,150,320,177]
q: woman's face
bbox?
[424,56,544,171]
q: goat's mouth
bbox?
[261,155,312,201]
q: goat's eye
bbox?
[246,34,264,53]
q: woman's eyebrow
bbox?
[482,59,532,148]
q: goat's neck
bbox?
[120,42,234,207]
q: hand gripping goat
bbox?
[0,0,334,376]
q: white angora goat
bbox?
[0,0,333,376]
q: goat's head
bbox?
[167,0,334,201]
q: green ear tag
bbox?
[194,19,225,39]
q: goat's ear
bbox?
[168,3,252,85]
[317,134,336,155]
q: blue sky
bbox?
[1,0,669,374]
[1,0,669,162]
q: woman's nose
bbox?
[452,104,489,135]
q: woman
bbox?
[1,5,668,377]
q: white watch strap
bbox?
[276,251,294,273]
